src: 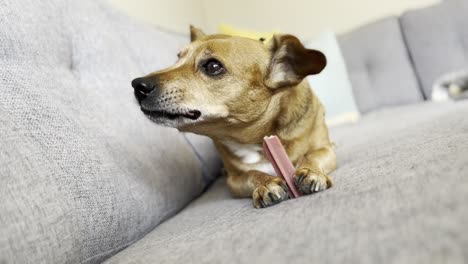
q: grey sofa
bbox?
[1,0,467,263]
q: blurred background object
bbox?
[108,0,440,37]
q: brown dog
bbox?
[132,26,337,208]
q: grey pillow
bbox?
[338,17,423,113]
[0,0,219,263]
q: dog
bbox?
[132,26,337,208]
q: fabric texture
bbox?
[0,0,220,263]
[183,133,222,184]
[401,0,468,99]
[106,101,468,264]
[306,30,360,126]
[338,17,423,113]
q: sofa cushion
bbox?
[339,17,423,113]
[106,101,468,264]
[401,0,468,99]
[0,0,219,263]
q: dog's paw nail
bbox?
[310,180,317,193]
[268,192,279,203]
[314,181,321,192]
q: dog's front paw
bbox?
[294,168,333,195]
[252,177,289,209]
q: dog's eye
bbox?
[201,59,225,77]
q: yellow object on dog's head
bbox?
[219,24,276,42]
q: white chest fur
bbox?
[222,140,276,175]
[223,141,263,164]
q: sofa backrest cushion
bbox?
[0,0,219,263]
[400,0,468,99]
[338,17,424,113]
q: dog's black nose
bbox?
[132,77,157,101]
[132,77,156,94]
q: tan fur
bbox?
[135,26,337,208]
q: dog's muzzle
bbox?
[131,76,202,122]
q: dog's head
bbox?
[132,26,326,136]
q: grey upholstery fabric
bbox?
[339,17,423,113]
[183,133,222,184]
[107,101,468,264]
[0,0,219,263]
[401,0,468,99]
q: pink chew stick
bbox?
[263,136,301,198]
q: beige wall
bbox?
[108,0,205,34]
[200,0,440,38]
[108,0,440,38]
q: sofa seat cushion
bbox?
[106,101,468,264]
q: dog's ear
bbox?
[264,34,326,89]
[190,25,206,42]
